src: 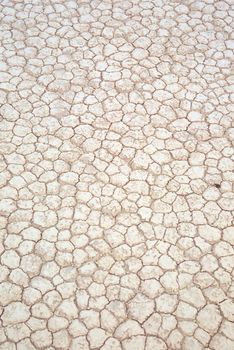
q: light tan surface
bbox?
[0,0,234,349]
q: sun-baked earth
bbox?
[0,0,233,349]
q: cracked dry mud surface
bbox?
[0,0,234,349]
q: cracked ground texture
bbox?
[0,0,234,349]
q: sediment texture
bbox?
[0,0,234,349]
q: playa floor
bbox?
[0,0,233,349]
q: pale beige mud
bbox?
[0,0,233,349]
